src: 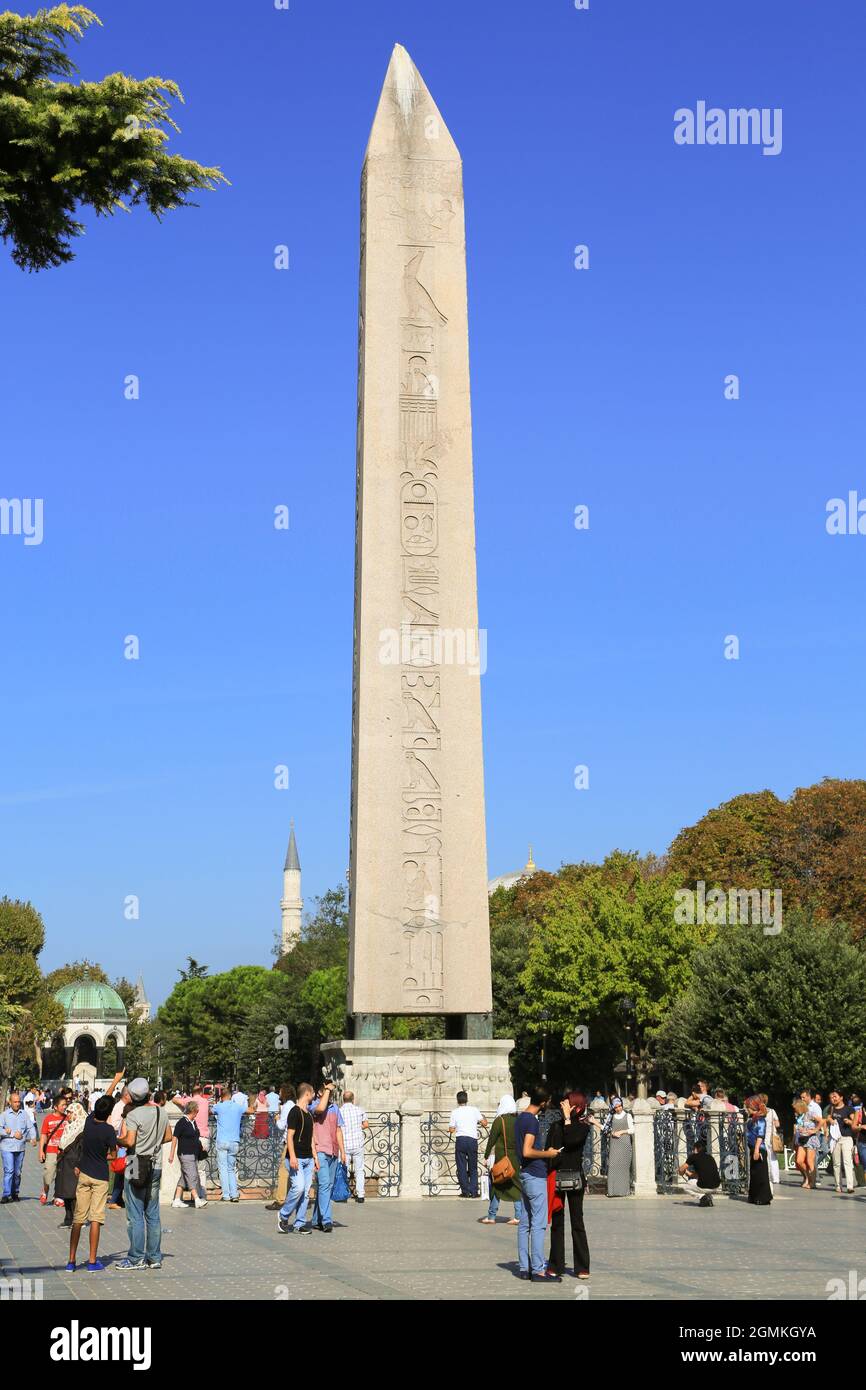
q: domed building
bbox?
[54,980,128,1082]
[488,847,539,895]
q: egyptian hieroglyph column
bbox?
[348,45,492,1029]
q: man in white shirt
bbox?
[448,1091,487,1198]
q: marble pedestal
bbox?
[321,1037,515,1113]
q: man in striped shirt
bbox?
[339,1092,369,1203]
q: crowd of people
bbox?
[2,1069,863,1282]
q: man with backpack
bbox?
[117,1078,173,1270]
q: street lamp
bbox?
[540,1009,551,1083]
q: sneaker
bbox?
[321,1223,333,1233]
[0,1197,8,1204]
[278,1216,290,1234]
[294,1223,312,1234]
[230,1197,239,1203]
[171,1198,186,1209]
[115,1259,147,1271]
[87,1260,106,1272]
[194,1197,208,1208]
[146,1261,162,1270]
[64,1261,75,1273]
[355,1196,365,1203]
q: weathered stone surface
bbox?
[348,45,492,1019]
[321,1037,515,1113]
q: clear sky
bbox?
[2,0,864,1005]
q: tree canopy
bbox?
[0,5,226,270]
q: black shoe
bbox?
[544,1271,563,1282]
[518,1270,532,1280]
[62,1216,73,1227]
[699,1195,714,1207]
[322,1223,333,1233]
[278,1217,290,1234]
[230,1197,239,1203]
[294,1223,312,1234]
[265,1201,280,1211]
[10,1194,20,1202]
[0,1197,8,1204]
[355,1197,365,1203]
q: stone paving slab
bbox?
[1,1158,864,1301]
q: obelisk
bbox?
[323,47,513,1116]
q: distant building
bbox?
[280,820,303,953]
[488,846,539,895]
[133,974,151,1022]
[53,980,128,1081]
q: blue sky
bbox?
[2,0,864,1005]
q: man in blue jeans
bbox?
[117,1078,172,1270]
[309,1082,346,1232]
[213,1086,244,1201]
[515,1086,561,1283]
[278,1083,316,1233]
[448,1090,487,1198]
[0,1091,37,1202]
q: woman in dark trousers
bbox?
[546,1090,593,1280]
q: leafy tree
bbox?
[0,4,226,270]
[667,779,866,938]
[177,957,208,982]
[519,852,706,1097]
[653,913,866,1113]
[43,959,109,993]
[0,897,58,1097]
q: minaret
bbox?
[280,821,303,953]
[133,974,151,1022]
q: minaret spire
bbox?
[280,821,303,953]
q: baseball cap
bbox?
[128,1077,149,1102]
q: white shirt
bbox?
[807,1101,822,1122]
[276,1100,297,1132]
[449,1105,483,1139]
[232,1091,248,1108]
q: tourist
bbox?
[170,1101,208,1209]
[107,1084,132,1210]
[339,1090,369,1203]
[265,1083,281,1117]
[828,1089,857,1194]
[546,1091,592,1278]
[760,1094,781,1189]
[481,1094,522,1225]
[793,1091,821,1190]
[678,1137,721,1206]
[448,1090,487,1199]
[310,1081,346,1231]
[38,1094,69,1207]
[746,1096,772,1206]
[54,1089,87,1227]
[277,1082,316,1234]
[606,1096,633,1197]
[0,1090,38,1202]
[117,1077,173,1269]
[253,1090,270,1139]
[268,1084,298,1210]
[515,1086,560,1283]
[849,1091,866,1179]
[213,1083,244,1202]
[65,1094,117,1272]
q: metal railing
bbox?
[654,1107,748,1195]
[203,1110,401,1196]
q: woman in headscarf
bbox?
[546,1091,593,1280]
[54,1088,87,1227]
[605,1096,634,1197]
[480,1095,523,1225]
[253,1090,270,1140]
[746,1096,773,1205]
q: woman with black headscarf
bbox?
[546,1091,593,1280]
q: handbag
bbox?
[554,1168,585,1193]
[490,1118,516,1186]
[332,1161,350,1203]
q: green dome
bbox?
[55,980,128,1023]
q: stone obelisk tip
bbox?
[364,43,459,164]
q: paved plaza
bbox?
[2,1160,864,1301]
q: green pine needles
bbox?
[0,5,227,270]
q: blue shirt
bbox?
[214,1100,244,1144]
[0,1106,36,1151]
[265,1091,280,1114]
[515,1111,546,1179]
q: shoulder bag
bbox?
[491,1117,516,1185]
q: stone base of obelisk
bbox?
[321,1037,515,1115]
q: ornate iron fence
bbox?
[654,1107,748,1195]
[205,1113,282,1191]
[421,1111,489,1195]
[203,1110,401,1197]
[361,1111,400,1196]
